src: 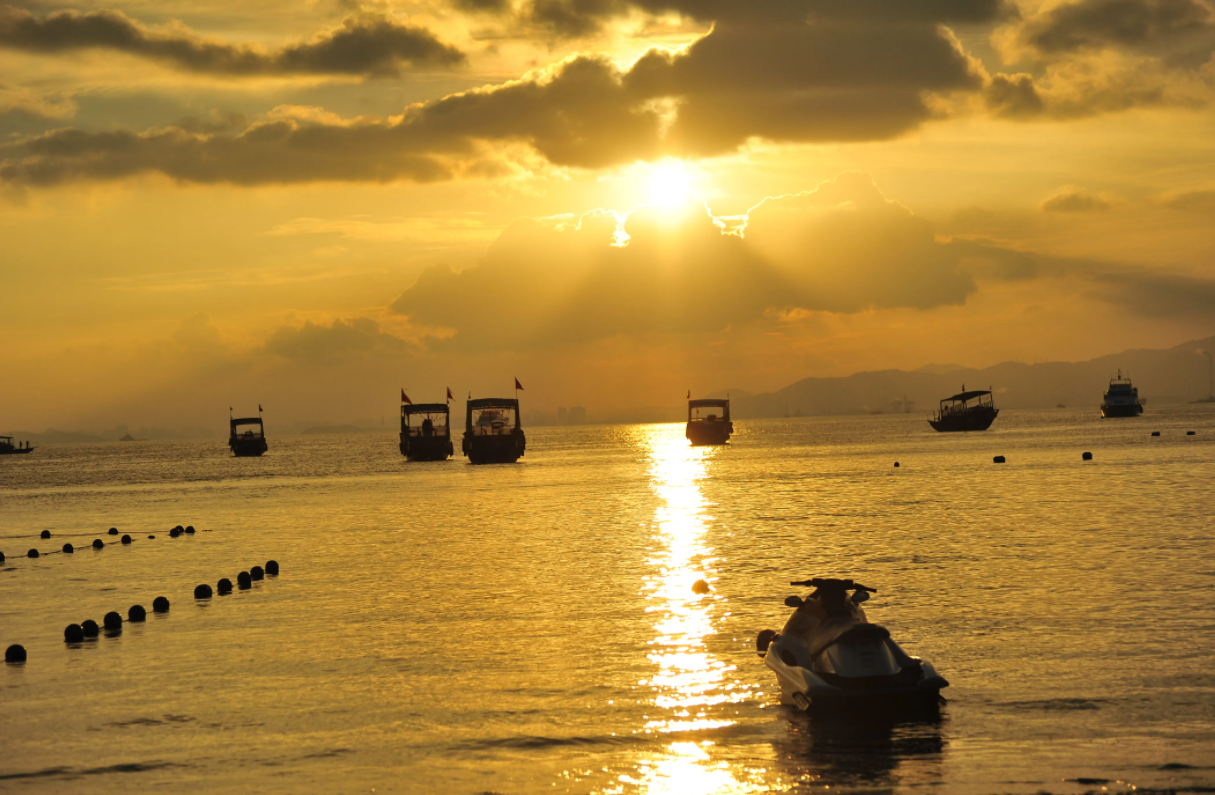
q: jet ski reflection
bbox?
[757,577,948,714]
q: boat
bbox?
[757,577,948,713]
[400,403,454,461]
[928,388,998,432]
[462,398,525,464]
[1101,370,1143,417]
[686,399,733,445]
[0,435,34,455]
[229,416,268,457]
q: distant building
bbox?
[569,407,586,424]
[557,407,568,425]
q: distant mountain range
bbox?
[725,334,1215,419]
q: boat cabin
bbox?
[229,417,268,457]
[463,398,525,464]
[400,403,454,461]
[928,389,998,432]
[686,398,733,445]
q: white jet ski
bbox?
[757,577,948,712]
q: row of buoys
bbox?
[63,597,170,643]
[195,560,279,600]
[891,451,1099,468]
[1151,431,1209,436]
[3,524,205,565]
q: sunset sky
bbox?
[3,0,1214,430]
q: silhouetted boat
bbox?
[400,403,454,461]
[687,399,733,445]
[463,398,525,464]
[229,416,268,457]
[0,435,34,455]
[928,389,998,432]
[1101,371,1143,417]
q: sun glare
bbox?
[648,162,695,207]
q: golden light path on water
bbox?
[606,425,778,795]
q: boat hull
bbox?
[230,438,268,457]
[1101,403,1143,417]
[686,421,733,445]
[401,436,454,461]
[0,448,34,455]
[928,408,998,432]
[463,432,525,464]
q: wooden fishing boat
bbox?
[400,403,455,461]
[686,399,733,445]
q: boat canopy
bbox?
[230,417,263,427]
[689,399,730,409]
[468,398,519,411]
[402,403,449,415]
[941,390,991,404]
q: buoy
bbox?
[92,539,104,549]
[128,605,147,622]
[27,548,39,559]
[40,530,51,539]
[152,596,170,613]
[121,534,132,545]
[81,619,100,637]
[0,551,5,563]
[691,579,710,594]
[174,525,184,532]
[194,583,213,599]
[237,571,252,590]
[147,535,155,539]
[103,611,123,631]
[265,560,279,576]
[5,644,27,663]
[993,455,1006,464]
[62,543,74,553]
[108,528,118,536]
[64,624,84,643]
[185,526,195,534]
[251,566,264,581]
[893,461,900,468]
[217,578,233,595]
[1187,431,1196,435]
[169,528,182,538]
[1151,431,1160,436]
[1082,452,1093,460]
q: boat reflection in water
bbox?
[626,425,773,793]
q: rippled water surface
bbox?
[2,407,1214,793]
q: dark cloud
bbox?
[265,318,414,360]
[0,7,465,76]
[1162,188,1215,211]
[985,72,1046,117]
[1095,271,1215,319]
[1014,0,1214,55]
[389,174,975,350]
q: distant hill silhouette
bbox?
[732,335,1215,418]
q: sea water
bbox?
[2,406,1214,794]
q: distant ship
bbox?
[687,398,733,445]
[928,388,999,432]
[229,415,268,457]
[400,402,454,461]
[1101,371,1143,417]
[0,435,34,455]
[462,398,525,464]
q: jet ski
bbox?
[757,577,948,712]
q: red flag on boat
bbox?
[446,387,454,401]
[687,390,690,399]
[259,404,263,412]
[401,389,412,405]
[514,378,524,391]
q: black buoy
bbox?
[251,566,265,581]
[5,644,27,663]
[108,528,118,536]
[92,539,104,549]
[691,579,710,594]
[1151,431,1160,436]
[0,551,5,564]
[64,623,84,643]
[265,560,279,576]
[81,619,100,637]
[194,583,213,599]
[1187,430,1196,435]
[147,534,156,539]
[217,578,233,595]
[174,525,184,532]
[893,461,900,468]
[62,543,74,553]
[103,611,123,631]
[128,605,147,622]
[1082,451,1093,461]
[185,525,195,534]
[169,528,182,538]
[993,455,1006,464]
[121,534,132,545]
[152,596,170,613]
[27,548,39,559]
[40,530,51,539]
[237,571,252,590]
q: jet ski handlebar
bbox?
[790,577,877,593]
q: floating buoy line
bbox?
[1,524,211,566]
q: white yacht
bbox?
[1101,370,1143,417]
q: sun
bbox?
[648,161,695,207]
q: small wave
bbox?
[0,762,179,781]
[452,734,640,751]
[999,698,1107,711]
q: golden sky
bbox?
[2,0,1214,429]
